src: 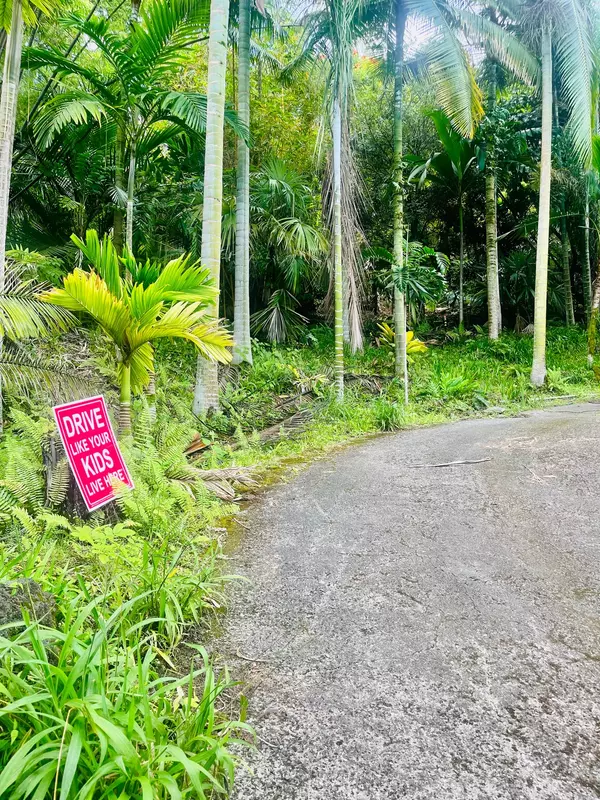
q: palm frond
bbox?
[555,0,593,165]
[0,274,74,341]
[32,91,107,148]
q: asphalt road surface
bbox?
[221,404,600,799]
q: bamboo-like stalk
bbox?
[485,170,501,338]
[583,180,592,322]
[113,124,126,254]
[559,207,574,325]
[146,369,156,423]
[0,0,24,429]
[393,1,407,403]
[332,98,344,401]
[530,24,552,387]
[458,191,464,332]
[484,62,501,340]
[125,141,137,254]
[232,0,252,366]
[193,0,230,414]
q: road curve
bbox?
[221,404,600,800]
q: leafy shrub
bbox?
[372,398,406,431]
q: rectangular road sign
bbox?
[53,395,134,511]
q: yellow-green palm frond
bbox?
[0,272,74,341]
[41,270,131,346]
[125,254,218,320]
[128,302,232,361]
[188,322,233,363]
[71,230,123,297]
[0,0,55,31]
[125,342,155,393]
[152,254,218,306]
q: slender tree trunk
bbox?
[119,363,132,435]
[232,0,252,365]
[0,0,24,430]
[530,24,552,387]
[559,207,574,325]
[125,144,136,253]
[485,170,501,338]
[485,61,501,339]
[342,270,350,344]
[583,179,592,322]
[393,2,407,403]
[458,191,464,332]
[193,0,230,414]
[113,124,126,254]
[332,98,344,401]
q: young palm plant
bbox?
[42,230,232,434]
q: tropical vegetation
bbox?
[0,0,598,794]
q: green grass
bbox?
[158,324,597,478]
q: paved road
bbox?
[221,404,600,799]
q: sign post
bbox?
[53,395,134,512]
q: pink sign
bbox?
[53,395,134,511]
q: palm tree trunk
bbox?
[125,142,136,253]
[113,124,126,254]
[485,62,501,340]
[119,363,132,435]
[332,97,344,401]
[559,207,574,325]
[485,170,501,338]
[232,0,252,366]
[193,0,230,414]
[393,2,407,402]
[0,0,24,430]
[530,24,552,387]
[458,191,464,332]
[583,179,592,322]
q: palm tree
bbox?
[241,158,326,342]
[232,0,253,366]
[409,109,481,331]
[192,0,231,415]
[284,0,363,400]
[24,0,242,254]
[0,0,61,279]
[526,0,592,386]
[483,61,502,339]
[43,230,231,434]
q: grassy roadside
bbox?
[171,324,599,481]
